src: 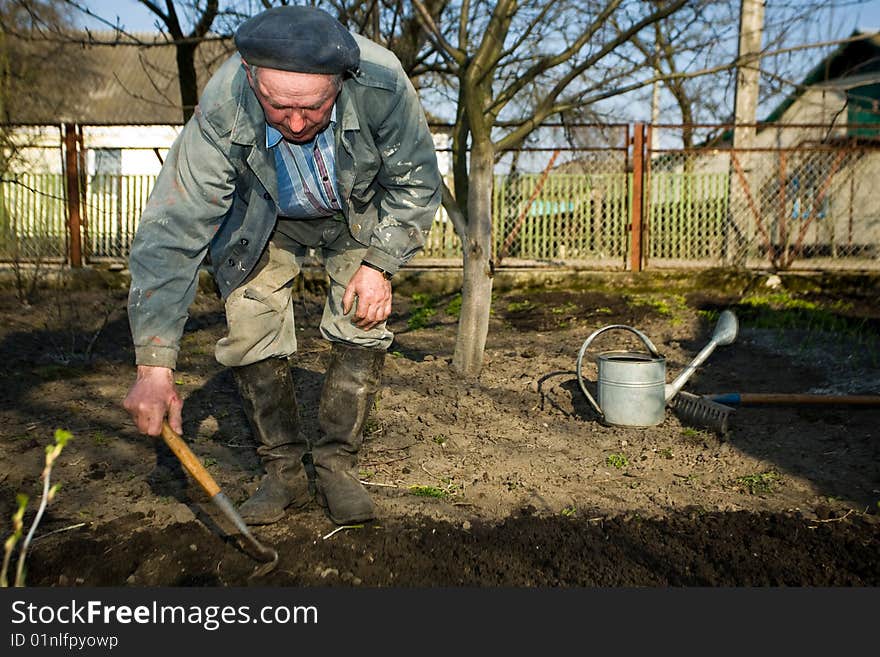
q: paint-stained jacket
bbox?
[127,35,442,369]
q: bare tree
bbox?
[410,0,697,376]
[328,0,449,80]
[624,1,870,149]
[138,1,220,122]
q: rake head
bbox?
[670,391,735,436]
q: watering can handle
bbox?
[575,324,663,419]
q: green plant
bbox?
[432,434,447,445]
[2,429,72,587]
[658,448,674,459]
[407,293,437,330]
[606,453,629,469]
[625,293,687,318]
[409,485,449,499]
[445,293,462,318]
[506,299,534,313]
[363,416,383,436]
[560,506,576,517]
[735,471,781,495]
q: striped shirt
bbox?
[266,106,342,219]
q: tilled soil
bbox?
[1,268,878,587]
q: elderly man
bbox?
[123,6,441,527]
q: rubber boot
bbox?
[232,358,314,525]
[312,343,385,525]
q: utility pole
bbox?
[650,36,662,149]
[651,79,661,151]
[727,0,765,264]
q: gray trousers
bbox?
[214,216,393,367]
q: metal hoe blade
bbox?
[211,491,280,578]
[159,422,279,578]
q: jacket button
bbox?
[227,258,235,266]
[352,223,361,232]
[240,238,249,246]
[263,192,271,200]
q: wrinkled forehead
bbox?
[253,67,340,107]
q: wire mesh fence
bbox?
[0,173,68,264]
[2,122,878,272]
[647,124,880,270]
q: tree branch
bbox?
[412,0,466,66]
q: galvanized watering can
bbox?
[576,310,738,427]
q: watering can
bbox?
[576,310,738,427]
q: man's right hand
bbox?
[123,365,183,436]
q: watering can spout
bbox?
[665,310,738,402]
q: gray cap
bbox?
[234,6,359,75]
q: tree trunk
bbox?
[176,42,199,124]
[452,140,494,377]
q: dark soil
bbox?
[1,267,879,587]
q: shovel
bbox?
[159,421,279,577]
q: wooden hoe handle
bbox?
[160,421,221,497]
[708,393,880,406]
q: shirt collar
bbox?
[266,104,337,148]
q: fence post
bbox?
[63,123,83,268]
[630,122,646,272]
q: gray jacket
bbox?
[128,35,442,369]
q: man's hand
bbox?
[123,365,183,436]
[342,265,392,331]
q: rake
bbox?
[671,390,880,436]
[670,390,736,435]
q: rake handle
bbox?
[708,393,880,406]
[160,421,221,497]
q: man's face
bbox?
[245,64,339,144]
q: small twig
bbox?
[811,509,853,524]
[367,446,412,455]
[322,524,364,541]
[32,522,87,543]
[420,462,444,482]
[359,480,398,488]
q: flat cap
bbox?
[234,6,359,75]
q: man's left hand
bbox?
[343,265,392,331]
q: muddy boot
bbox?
[232,358,314,525]
[312,343,385,525]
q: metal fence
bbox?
[646,123,880,270]
[0,172,68,263]
[84,174,155,261]
[0,172,155,263]
[2,122,879,272]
